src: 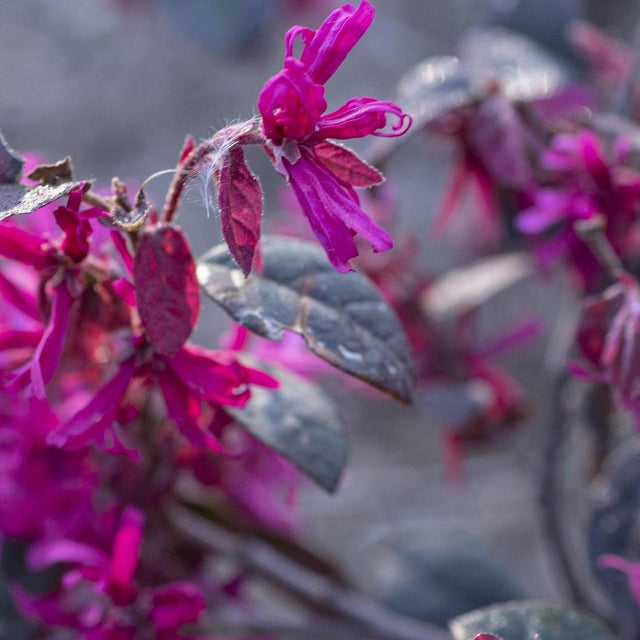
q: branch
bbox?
[169,506,451,640]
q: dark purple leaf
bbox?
[217,146,262,277]
[313,141,383,187]
[0,182,83,222]
[0,131,24,184]
[197,236,414,402]
[134,225,200,356]
[226,361,349,492]
[450,602,619,640]
[468,94,533,188]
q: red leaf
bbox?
[134,225,200,355]
[312,141,384,188]
[217,146,262,276]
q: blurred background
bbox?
[2,0,639,629]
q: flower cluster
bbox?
[0,161,300,637]
[257,0,411,272]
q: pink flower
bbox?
[573,274,640,422]
[23,507,206,638]
[516,131,640,289]
[599,554,640,606]
[257,0,411,272]
[48,340,278,456]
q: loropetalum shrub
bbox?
[0,3,418,638]
[7,1,640,639]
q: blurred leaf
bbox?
[27,157,73,186]
[396,56,472,129]
[375,541,522,627]
[419,381,493,429]
[134,225,200,356]
[217,146,262,277]
[460,28,569,102]
[198,236,414,402]
[227,362,349,493]
[588,447,640,638]
[0,131,24,185]
[423,253,531,320]
[0,182,83,221]
[468,94,533,188]
[450,601,620,640]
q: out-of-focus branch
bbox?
[169,506,451,640]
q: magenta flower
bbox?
[23,507,206,639]
[257,0,411,272]
[516,131,640,289]
[0,186,108,397]
[599,554,640,607]
[47,340,278,456]
[573,274,640,422]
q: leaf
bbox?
[468,94,532,188]
[396,56,473,129]
[376,541,522,627]
[0,131,24,184]
[460,27,569,103]
[134,225,200,356]
[226,361,349,492]
[422,253,531,320]
[419,381,492,429]
[27,157,73,186]
[588,447,640,637]
[312,141,384,188]
[450,601,621,640]
[113,186,149,231]
[197,235,414,402]
[0,182,83,222]
[217,146,262,277]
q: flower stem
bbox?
[574,215,624,281]
[170,505,451,640]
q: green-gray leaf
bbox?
[0,182,82,221]
[226,362,349,493]
[198,236,414,402]
[450,601,621,640]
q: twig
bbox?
[574,216,624,281]
[539,370,590,607]
[169,506,451,640]
[161,121,264,223]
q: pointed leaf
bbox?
[312,141,383,187]
[198,235,414,402]
[0,182,83,221]
[450,602,620,640]
[217,146,262,277]
[226,362,349,492]
[423,253,531,320]
[134,225,200,356]
[0,131,24,184]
